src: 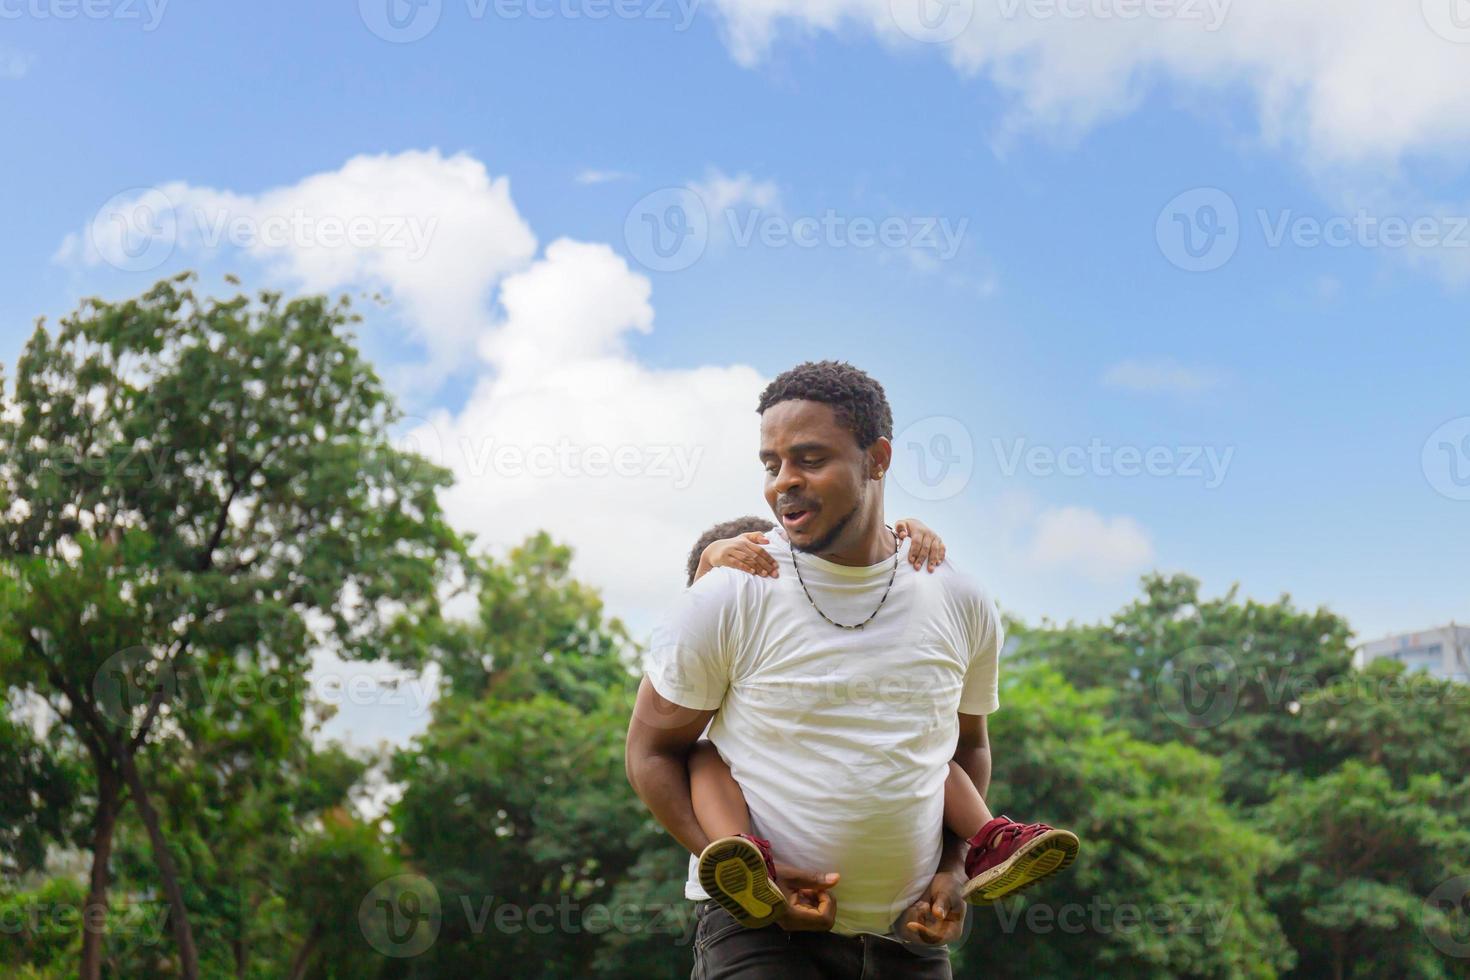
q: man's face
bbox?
[759,399,879,554]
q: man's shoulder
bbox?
[684,562,781,611]
[925,554,997,616]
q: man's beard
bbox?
[794,500,860,556]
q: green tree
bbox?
[959,662,1294,979]
[0,275,463,979]
[441,531,632,704]
[0,703,79,877]
[0,874,89,976]
[1291,658,1470,788]
[279,810,405,980]
[1016,574,1357,805]
[389,533,650,979]
[1261,762,1470,980]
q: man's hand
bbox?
[898,871,965,945]
[773,865,840,932]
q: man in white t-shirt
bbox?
[626,361,1002,978]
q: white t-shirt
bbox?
[644,528,1003,938]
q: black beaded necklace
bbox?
[791,524,900,631]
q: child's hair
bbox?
[686,516,777,587]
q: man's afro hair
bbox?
[756,360,894,450]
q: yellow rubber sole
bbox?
[697,836,786,928]
[962,828,1080,905]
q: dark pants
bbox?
[691,901,953,980]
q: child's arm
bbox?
[693,530,780,582]
[693,518,948,583]
[894,518,946,572]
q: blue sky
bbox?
[4,0,1469,737]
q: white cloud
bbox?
[576,169,636,184]
[56,150,538,383]
[1102,357,1223,395]
[51,152,793,743]
[1026,504,1156,583]
[410,236,772,625]
[700,4,1470,290]
[705,0,1470,171]
[0,48,33,79]
[687,168,785,251]
[691,168,782,215]
[51,153,785,629]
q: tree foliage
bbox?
[2,279,1466,979]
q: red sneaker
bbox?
[698,833,787,928]
[960,816,1079,905]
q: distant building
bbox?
[1356,624,1470,684]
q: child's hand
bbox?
[895,519,945,572]
[702,531,780,578]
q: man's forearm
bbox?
[627,749,711,857]
[937,828,966,875]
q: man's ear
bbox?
[868,436,893,480]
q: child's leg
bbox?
[689,740,752,843]
[942,760,993,840]
[944,760,1081,906]
[690,740,786,928]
